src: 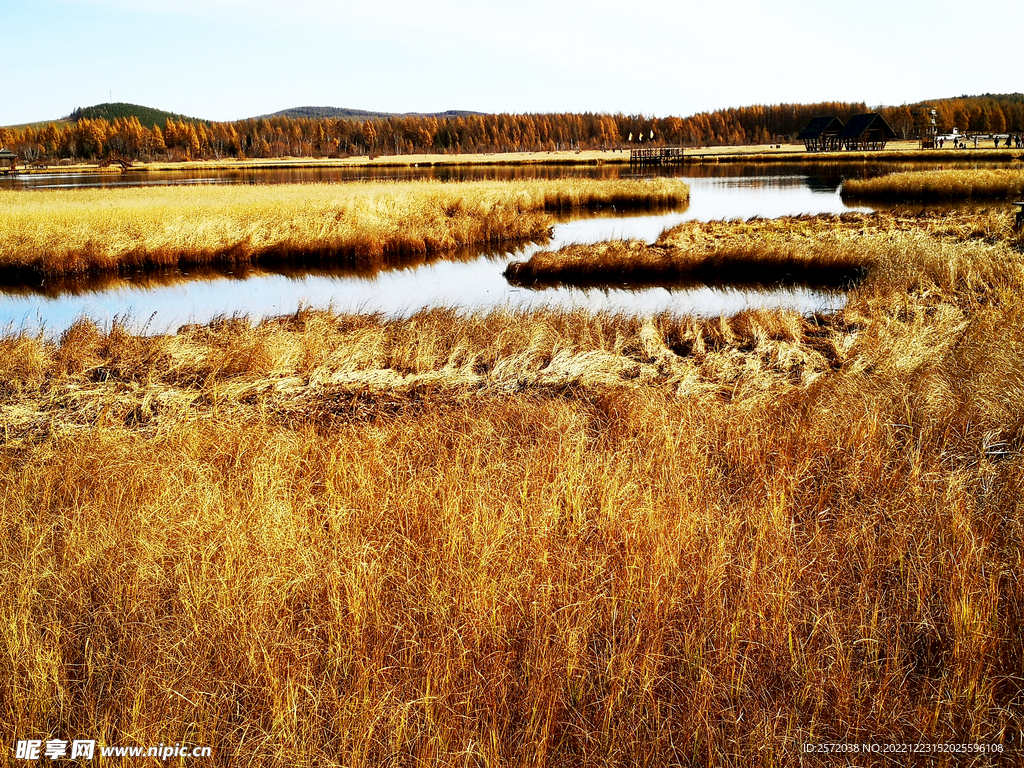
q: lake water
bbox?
[1,156,1010,191]
[0,164,890,335]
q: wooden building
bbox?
[839,113,897,151]
[0,148,17,174]
[797,116,845,152]
[913,105,939,148]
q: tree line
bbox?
[2,95,1022,163]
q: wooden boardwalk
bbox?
[629,147,686,167]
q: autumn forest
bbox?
[2,94,1023,163]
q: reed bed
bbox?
[3,209,1024,765]
[0,178,689,279]
[505,209,1024,292]
[841,168,1024,201]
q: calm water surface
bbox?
[1,166,887,335]
[2,156,1013,191]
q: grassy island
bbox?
[504,209,1024,290]
[0,178,689,279]
[841,167,1024,202]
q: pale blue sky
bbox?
[4,0,1022,125]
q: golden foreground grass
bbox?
[842,168,1024,202]
[3,209,1024,765]
[0,178,689,279]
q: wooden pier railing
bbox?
[629,147,686,166]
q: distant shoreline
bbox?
[10,142,1023,177]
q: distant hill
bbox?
[951,92,1024,103]
[1,118,72,131]
[258,106,487,121]
[67,103,206,128]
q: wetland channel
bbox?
[0,161,1000,335]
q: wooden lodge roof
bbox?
[797,116,844,140]
[839,113,897,140]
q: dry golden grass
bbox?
[842,168,1024,201]
[0,178,689,278]
[3,208,1024,765]
[505,209,1024,292]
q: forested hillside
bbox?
[68,102,204,129]
[2,95,1021,163]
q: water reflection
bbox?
[1,171,873,335]
[5,157,1017,192]
[2,163,617,191]
[1,260,847,338]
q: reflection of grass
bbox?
[0,243,509,299]
[505,210,1023,290]
[0,178,689,279]
[4,209,1024,763]
[842,168,1024,201]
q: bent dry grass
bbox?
[3,207,1024,765]
[0,178,689,279]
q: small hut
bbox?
[839,114,897,151]
[797,116,845,152]
[0,148,17,174]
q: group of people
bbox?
[993,134,1023,148]
[936,134,1023,149]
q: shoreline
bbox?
[10,142,1023,177]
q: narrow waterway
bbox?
[1,170,874,335]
